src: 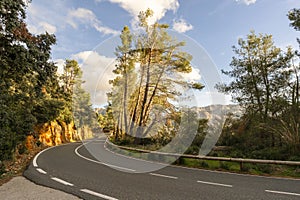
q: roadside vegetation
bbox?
[99,7,300,177]
[1,0,300,181]
[0,0,96,181]
[214,8,300,162]
[98,9,204,147]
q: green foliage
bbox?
[219,161,230,170]
[57,59,98,139]
[288,8,300,31]
[0,1,96,160]
[216,29,300,160]
[185,119,208,155]
[199,161,209,168]
[217,31,293,120]
[107,9,204,145]
[0,0,63,160]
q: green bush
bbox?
[219,161,230,170]
[185,146,199,155]
[257,164,273,174]
[249,148,289,160]
[228,149,244,158]
[199,161,209,168]
[240,163,250,172]
[288,156,300,161]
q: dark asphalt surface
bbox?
[24,139,300,200]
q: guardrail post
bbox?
[240,161,243,171]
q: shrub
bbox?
[199,161,209,168]
[240,163,250,172]
[220,161,230,170]
[257,164,273,174]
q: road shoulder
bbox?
[0,176,81,200]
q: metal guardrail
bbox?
[106,140,300,171]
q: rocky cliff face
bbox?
[35,121,79,146]
[34,120,94,146]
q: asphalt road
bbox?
[24,139,300,200]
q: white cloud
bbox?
[179,67,201,82]
[28,21,57,34]
[27,3,119,36]
[195,91,232,107]
[54,59,65,74]
[67,8,119,35]
[27,4,58,34]
[172,18,193,33]
[67,8,94,28]
[71,51,117,105]
[235,0,257,5]
[107,0,179,25]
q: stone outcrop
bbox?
[34,120,82,146]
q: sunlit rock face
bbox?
[35,121,81,146]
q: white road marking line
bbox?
[36,168,47,174]
[74,144,136,172]
[197,180,233,188]
[80,189,118,200]
[265,190,300,196]
[170,164,300,182]
[32,142,73,167]
[104,141,168,166]
[150,173,178,179]
[103,163,136,172]
[33,146,56,167]
[51,177,74,186]
[105,141,300,182]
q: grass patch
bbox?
[107,141,300,179]
[174,158,300,178]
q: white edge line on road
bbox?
[32,142,75,167]
[74,144,136,172]
[33,146,56,167]
[80,189,118,200]
[36,168,47,174]
[197,180,233,188]
[103,140,168,167]
[265,190,300,196]
[149,173,178,179]
[51,177,74,186]
[104,141,300,182]
[169,161,300,182]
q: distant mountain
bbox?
[95,104,244,120]
[192,105,244,155]
[194,104,244,120]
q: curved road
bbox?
[24,139,300,200]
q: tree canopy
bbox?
[106,9,204,144]
[216,16,300,157]
[0,0,95,161]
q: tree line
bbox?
[216,8,300,160]
[101,8,300,161]
[0,0,94,161]
[98,9,204,146]
[1,0,299,163]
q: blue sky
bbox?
[26,0,299,106]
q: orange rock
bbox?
[25,135,35,150]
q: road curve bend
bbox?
[24,140,300,200]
